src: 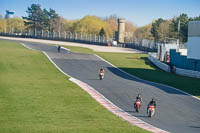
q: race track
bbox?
[14,41,200,133]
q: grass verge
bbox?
[63,45,200,98]
[0,40,149,133]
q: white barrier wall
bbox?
[148,53,170,72]
[187,37,200,59]
[187,21,200,60]
[149,53,200,79]
[175,67,200,79]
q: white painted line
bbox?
[94,54,200,101]
[43,51,71,78]
[20,43,34,50]
[61,47,71,51]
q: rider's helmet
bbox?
[100,68,104,72]
[138,94,141,98]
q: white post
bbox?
[64,31,66,39]
[12,28,14,35]
[75,32,77,40]
[47,31,49,38]
[35,28,37,37]
[53,31,55,38]
[89,34,91,41]
[41,30,43,38]
[59,30,60,38]
[69,32,71,40]
[80,33,82,40]
[85,34,88,41]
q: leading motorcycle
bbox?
[134,100,141,113]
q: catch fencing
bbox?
[125,38,158,52]
[0,29,158,52]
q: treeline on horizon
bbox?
[0,4,200,43]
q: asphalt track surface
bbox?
[9,40,200,133]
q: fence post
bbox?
[53,31,55,38]
[75,32,77,40]
[41,30,43,38]
[12,28,14,35]
[80,33,82,40]
[85,34,87,41]
[69,32,71,40]
[59,30,60,39]
[34,28,37,37]
[64,31,66,39]
[46,30,48,38]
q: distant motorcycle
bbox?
[134,100,141,113]
[99,72,104,80]
[147,105,155,117]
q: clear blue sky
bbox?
[0,0,200,27]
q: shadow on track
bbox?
[107,66,187,96]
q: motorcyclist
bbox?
[99,68,104,75]
[147,98,156,113]
[134,94,142,109]
[136,94,142,103]
[57,45,61,52]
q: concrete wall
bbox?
[170,49,200,71]
[148,53,170,72]
[175,67,200,79]
[149,52,200,79]
[187,21,200,60]
[187,37,200,59]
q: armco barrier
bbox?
[148,53,170,72]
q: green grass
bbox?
[64,45,95,54]
[0,40,149,133]
[63,45,200,98]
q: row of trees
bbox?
[21,4,137,38]
[0,3,200,43]
[135,13,200,43]
[0,17,25,33]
